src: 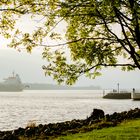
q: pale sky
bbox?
[0,15,140,90]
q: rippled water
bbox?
[0,90,140,131]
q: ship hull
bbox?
[0,84,23,92]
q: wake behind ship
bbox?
[0,72,23,92]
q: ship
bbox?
[0,72,23,92]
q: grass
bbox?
[55,119,140,140]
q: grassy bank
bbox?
[55,119,140,140]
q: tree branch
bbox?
[80,63,137,74]
[37,37,117,48]
[114,7,140,69]
[95,8,131,54]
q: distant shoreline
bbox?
[24,83,101,90]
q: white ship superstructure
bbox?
[0,72,23,92]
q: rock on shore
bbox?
[0,108,140,140]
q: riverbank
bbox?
[56,118,140,140]
[0,108,140,140]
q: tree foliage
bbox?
[0,0,140,84]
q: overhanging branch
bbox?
[38,37,117,48]
[80,63,137,74]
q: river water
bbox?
[0,90,140,131]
